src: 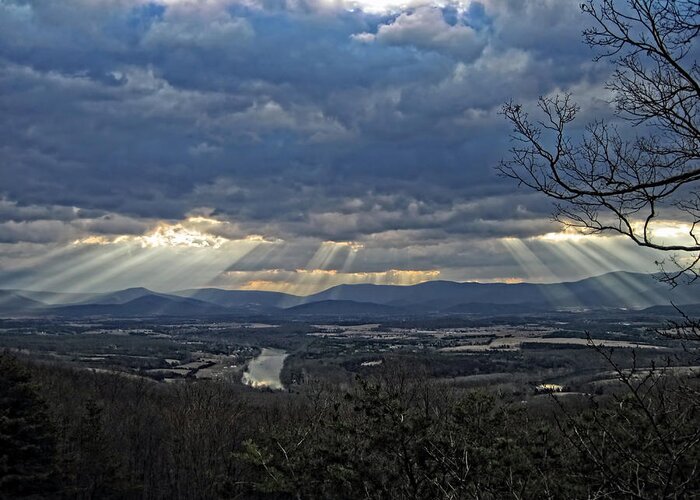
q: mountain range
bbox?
[1,271,699,318]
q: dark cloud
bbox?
[0,0,642,288]
[0,220,74,244]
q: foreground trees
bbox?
[554,347,700,498]
[244,369,700,499]
[2,353,697,499]
[0,355,58,498]
[242,375,564,499]
[498,5,700,497]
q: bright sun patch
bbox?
[72,220,232,249]
[650,223,694,239]
[233,268,440,295]
[136,223,229,249]
[71,216,283,250]
[536,231,591,243]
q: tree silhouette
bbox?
[500,4,700,495]
[500,0,700,286]
[0,354,58,498]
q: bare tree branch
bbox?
[500,1,700,286]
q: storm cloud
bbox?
[0,0,661,292]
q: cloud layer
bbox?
[0,0,662,292]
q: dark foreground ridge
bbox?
[2,353,698,499]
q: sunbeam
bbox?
[500,237,560,283]
[500,237,582,308]
[535,240,639,307]
[23,244,131,293]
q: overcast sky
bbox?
[0,0,675,294]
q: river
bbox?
[241,348,288,390]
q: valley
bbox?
[0,300,690,396]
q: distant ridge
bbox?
[296,271,696,310]
[172,288,297,309]
[48,294,232,317]
[285,300,404,316]
[640,303,700,316]
[1,290,96,306]
[1,271,698,318]
[73,287,158,305]
[0,291,46,313]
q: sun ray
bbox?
[285,241,357,296]
[500,238,559,282]
[23,244,130,293]
[500,237,581,308]
[340,246,359,273]
[60,244,146,294]
[576,243,669,305]
[537,240,639,307]
[305,242,341,271]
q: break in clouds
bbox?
[0,0,667,292]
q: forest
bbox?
[2,345,700,499]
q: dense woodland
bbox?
[1,348,699,499]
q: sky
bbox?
[0,0,685,294]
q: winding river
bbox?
[241,348,288,390]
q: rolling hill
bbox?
[284,300,405,316]
[299,272,700,310]
[1,271,698,318]
[172,288,298,310]
[48,294,232,317]
[0,291,47,313]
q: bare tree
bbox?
[554,341,700,498]
[499,0,700,285]
[500,7,700,493]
